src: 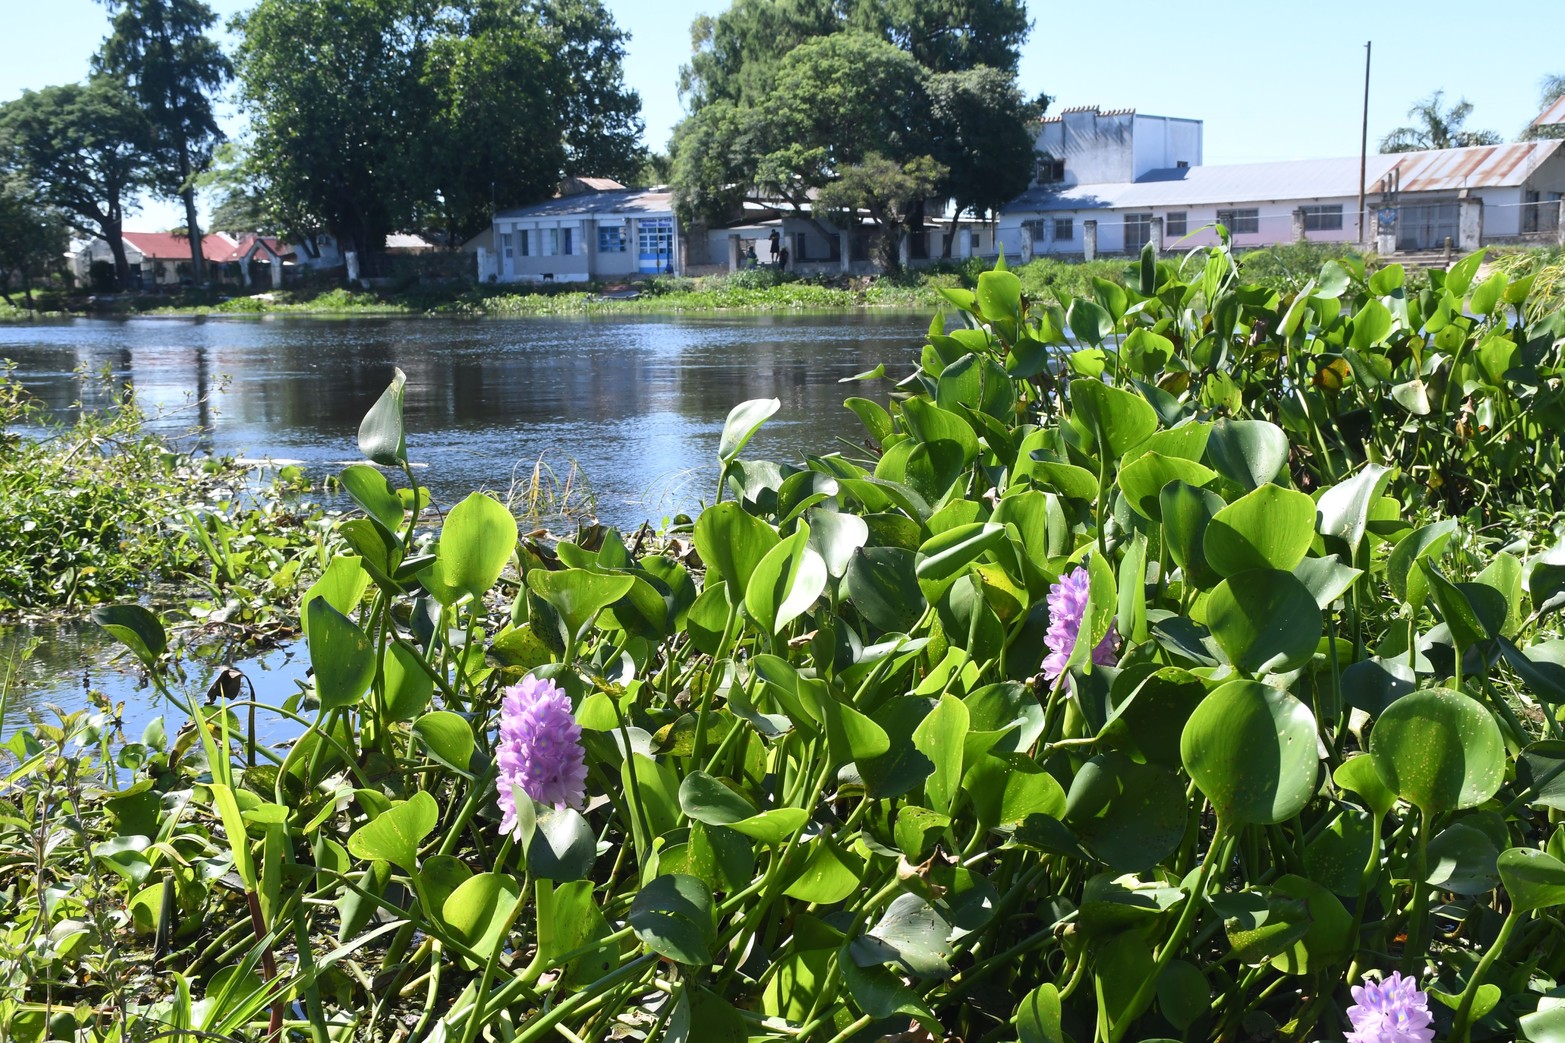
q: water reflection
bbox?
[0,312,927,520]
[0,311,930,732]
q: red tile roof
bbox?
[121,231,284,263]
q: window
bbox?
[543,228,559,256]
[969,230,981,251]
[598,225,626,252]
[1166,212,1187,237]
[1216,208,1260,235]
[561,227,573,255]
[1037,153,1065,184]
[1301,205,1343,232]
[795,231,808,261]
[501,232,513,259]
[1053,218,1074,241]
[518,230,530,256]
[1124,213,1152,250]
[637,217,674,273]
[1176,160,1189,170]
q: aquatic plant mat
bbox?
[7,242,1565,1042]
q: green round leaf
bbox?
[1117,452,1216,521]
[1182,678,1319,826]
[423,493,518,605]
[1065,753,1187,870]
[1206,419,1289,490]
[305,595,376,711]
[629,874,715,965]
[1203,484,1317,577]
[1369,687,1504,814]
[1498,848,1565,912]
[346,791,439,873]
[1205,569,1322,677]
[1160,481,1226,591]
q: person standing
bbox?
[768,228,780,265]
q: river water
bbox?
[0,311,930,736]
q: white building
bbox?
[1000,106,1565,257]
[481,187,681,284]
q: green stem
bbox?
[1451,907,1521,1041]
[1400,807,1433,976]
[1106,825,1230,1043]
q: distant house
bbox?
[71,231,289,287]
[999,106,1565,257]
[483,187,682,284]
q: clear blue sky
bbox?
[5,0,1560,230]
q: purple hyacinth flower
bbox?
[496,674,588,836]
[1041,565,1119,681]
[1344,971,1435,1043]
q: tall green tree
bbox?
[671,0,1040,262]
[531,0,647,183]
[0,182,69,309]
[95,0,231,283]
[0,78,157,287]
[1380,91,1501,153]
[236,0,644,259]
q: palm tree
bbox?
[1379,91,1501,153]
[1520,74,1565,141]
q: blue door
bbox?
[637,218,674,274]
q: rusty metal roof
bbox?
[1386,140,1561,192]
[1004,139,1563,214]
[1533,95,1565,128]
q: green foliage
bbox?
[1380,89,1502,153]
[234,0,645,253]
[0,77,158,287]
[15,240,1565,1042]
[672,0,1041,256]
[0,371,324,612]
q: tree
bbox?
[96,0,231,283]
[850,0,1029,73]
[0,182,69,309]
[418,16,563,243]
[235,0,647,260]
[671,0,1040,262]
[1520,74,1565,141]
[815,153,945,269]
[926,66,1042,255]
[1380,91,1501,153]
[530,0,647,183]
[0,78,156,287]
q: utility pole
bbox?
[1358,41,1372,246]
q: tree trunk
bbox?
[107,226,132,290]
[22,270,35,312]
[183,194,206,285]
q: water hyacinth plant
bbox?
[12,240,1565,1042]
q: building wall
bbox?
[494,215,683,283]
[999,196,1366,257]
[1131,115,1203,179]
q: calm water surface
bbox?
[0,311,930,735]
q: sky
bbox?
[4,0,1561,231]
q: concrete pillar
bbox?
[270,259,282,288]
[1020,223,1034,263]
[1556,199,1565,245]
[1458,190,1483,251]
[1149,217,1164,255]
[727,234,741,272]
[1372,209,1396,255]
[346,250,360,284]
[897,232,910,269]
[840,232,852,273]
[240,260,252,288]
[1291,208,1307,242]
[1083,220,1098,261]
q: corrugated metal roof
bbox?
[1387,140,1560,191]
[1005,140,1563,214]
[1533,95,1565,128]
[495,190,673,219]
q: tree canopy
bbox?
[1520,74,1565,141]
[235,0,646,256]
[95,0,231,281]
[1379,91,1501,153]
[0,181,69,307]
[670,0,1041,263]
[0,78,157,286]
